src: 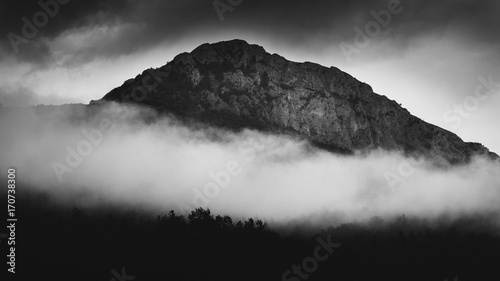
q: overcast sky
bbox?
[0,0,499,152]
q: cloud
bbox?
[0,83,78,106]
[1,0,499,66]
[2,0,499,111]
[1,103,499,228]
[0,85,40,107]
[0,0,129,41]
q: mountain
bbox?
[99,39,497,164]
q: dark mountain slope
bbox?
[100,39,497,164]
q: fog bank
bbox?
[1,103,499,227]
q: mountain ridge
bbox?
[99,39,498,164]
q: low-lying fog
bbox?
[1,103,499,228]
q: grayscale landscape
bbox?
[0,0,499,280]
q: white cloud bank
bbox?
[1,103,499,227]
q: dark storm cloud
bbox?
[0,0,128,37]
[1,0,499,64]
[0,0,130,62]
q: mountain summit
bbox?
[100,39,497,164]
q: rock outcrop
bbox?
[100,39,497,164]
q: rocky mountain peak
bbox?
[170,40,267,69]
[100,40,498,164]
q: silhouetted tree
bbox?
[256,219,266,231]
[188,208,217,229]
[244,218,255,229]
[369,216,384,227]
[168,210,186,226]
[235,220,243,229]
[216,215,234,229]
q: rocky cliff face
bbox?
[100,39,497,164]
